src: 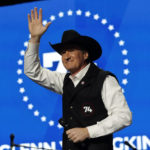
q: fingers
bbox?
[66,129,80,143]
[34,7,38,20]
[28,14,31,24]
[66,129,71,135]
[31,9,34,21]
[70,136,79,143]
[66,128,89,143]
[29,8,42,22]
[45,22,52,29]
[67,133,79,143]
[39,8,42,23]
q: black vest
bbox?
[61,63,117,150]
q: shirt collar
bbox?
[69,63,91,81]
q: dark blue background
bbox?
[0,0,149,149]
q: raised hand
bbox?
[28,7,51,43]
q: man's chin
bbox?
[66,68,74,72]
[64,65,73,71]
[65,67,76,74]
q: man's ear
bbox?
[84,52,89,60]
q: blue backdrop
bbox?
[0,0,150,149]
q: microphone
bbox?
[10,134,15,150]
[9,134,55,150]
[58,118,69,129]
[124,141,137,150]
[58,118,86,148]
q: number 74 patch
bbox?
[81,103,94,116]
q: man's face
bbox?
[61,48,89,75]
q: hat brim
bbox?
[49,36,102,61]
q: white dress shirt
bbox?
[24,42,132,138]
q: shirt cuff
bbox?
[87,124,103,138]
[26,41,40,55]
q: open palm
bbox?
[28,7,51,38]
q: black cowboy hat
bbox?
[49,30,102,61]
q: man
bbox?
[24,7,132,150]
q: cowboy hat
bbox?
[49,30,102,61]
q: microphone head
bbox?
[10,134,15,139]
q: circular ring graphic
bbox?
[17,9,130,128]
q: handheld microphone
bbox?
[124,141,137,150]
[58,118,86,148]
[59,118,69,129]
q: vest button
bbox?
[69,117,73,120]
[65,124,68,127]
[70,106,73,109]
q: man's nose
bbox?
[65,51,71,58]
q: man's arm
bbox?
[66,76,132,142]
[24,7,65,94]
[87,75,132,138]
[24,42,65,94]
